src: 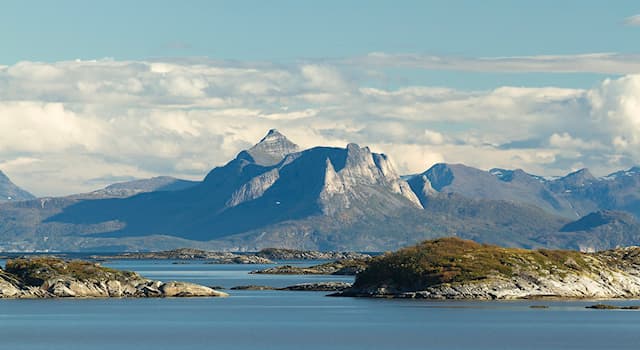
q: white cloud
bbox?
[1,58,640,196]
[624,15,640,27]
[353,52,640,74]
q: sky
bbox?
[1,1,640,196]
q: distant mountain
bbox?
[547,210,640,252]
[407,163,576,217]
[1,130,640,252]
[48,132,426,247]
[0,171,35,202]
[76,176,199,199]
[406,163,640,220]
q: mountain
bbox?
[407,163,575,217]
[407,163,640,220]
[48,132,427,248]
[547,210,640,252]
[76,176,199,199]
[0,170,35,202]
[1,130,639,252]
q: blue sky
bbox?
[1,1,640,195]
[2,1,639,88]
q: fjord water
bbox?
[1,260,640,350]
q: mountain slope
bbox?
[0,171,35,202]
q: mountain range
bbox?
[0,129,639,252]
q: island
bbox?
[255,248,371,261]
[91,247,371,264]
[91,248,274,264]
[0,257,228,298]
[250,258,369,275]
[334,237,640,300]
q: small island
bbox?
[250,259,369,275]
[91,248,274,264]
[0,257,228,298]
[334,237,640,300]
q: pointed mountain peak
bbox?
[245,129,300,166]
[261,128,285,141]
[564,168,595,180]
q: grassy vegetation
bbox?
[5,257,139,286]
[354,237,594,291]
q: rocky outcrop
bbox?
[256,248,371,261]
[336,237,640,300]
[0,257,228,298]
[92,248,273,264]
[251,259,369,275]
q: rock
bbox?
[230,285,277,291]
[160,282,228,297]
[278,282,352,292]
[586,304,640,310]
[0,257,228,299]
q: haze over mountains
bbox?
[0,130,639,252]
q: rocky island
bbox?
[251,258,370,275]
[335,237,640,300]
[255,248,371,261]
[91,248,274,264]
[0,257,228,298]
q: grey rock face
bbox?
[245,129,300,166]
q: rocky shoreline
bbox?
[333,237,640,300]
[231,282,352,292]
[0,257,228,298]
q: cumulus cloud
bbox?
[624,15,640,27]
[0,58,639,196]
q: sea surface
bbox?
[1,259,640,350]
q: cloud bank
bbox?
[1,58,639,196]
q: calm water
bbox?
[1,259,640,350]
